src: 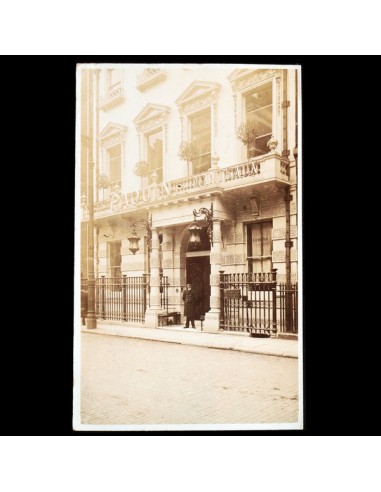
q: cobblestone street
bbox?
[80,333,299,426]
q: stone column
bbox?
[162,229,175,314]
[204,219,222,332]
[173,229,185,321]
[144,227,162,327]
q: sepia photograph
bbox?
[73,63,302,431]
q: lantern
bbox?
[189,222,202,245]
[128,229,140,255]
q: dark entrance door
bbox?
[186,256,210,320]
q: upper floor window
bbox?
[100,70,124,111]
[98,123,127,194]
[108,69,122,91]
[146,128,163,184]
[176,81,220,174]
[190,109,211,174]
[108,144,121,190]
[133,103,170,186]
[228,69,279,160]
[247,221,272,273]
[245,82,273,158]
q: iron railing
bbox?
[96,275,149,323]
[81,273,297,333]
[219,270,277,335]
[80,274,170,324]
[219,270,298,336]
[277,282,298,334]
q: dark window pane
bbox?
[247,222,273,273]
[191,109,211,174]
[245,83,272,112]
[254,135,271,157]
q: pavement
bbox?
[81,322,298,359]
[79,333,300,427]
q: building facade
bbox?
[80,64,299,336]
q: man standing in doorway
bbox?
[182,283,196,329]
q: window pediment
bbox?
[176,81,220,114]
[136,68,166,91]
[228,68,279,93]
[98,123,127,148]
[133,103,170,132]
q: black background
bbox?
[3,56,374,436]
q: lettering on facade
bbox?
[253,237,269,243]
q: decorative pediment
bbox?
[136,68,166,91]
[133,103,170,132]
[98,123,127,148]
[176,81,220,113]
[227,69,253,82]
[228,68,279,93]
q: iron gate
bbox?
[219,270,277,335]
[219,269,298,335]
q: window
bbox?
[190,109,211,174]
[108,144,121,189]
[108,69,122,91]
[100,71,124,111]
[109,241,121,278]
[245,82,272,157]
[146,129,163,183]
[247,222,272,273]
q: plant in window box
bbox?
[98,173,110,189]
[133,161,148,177]
[236,121,260,156]
[178,141,195,172]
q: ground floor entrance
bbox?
[186,255,210,320]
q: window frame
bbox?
[175,81,220,175]
[143,127,164,186]
[228,69,280,163]
[107,143,122,190]
[107,68,122,91]
[247,221,273,274]
[244,82,273,158]
[189,107,212,175]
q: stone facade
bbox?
[80,65,299,331]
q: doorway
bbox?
[186,256,210,320]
